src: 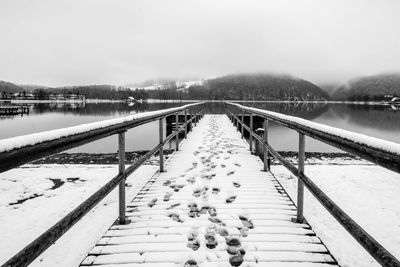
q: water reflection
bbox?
[31,102,184,116]
[1,101,399,152]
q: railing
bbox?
[226,102,400,267]
[0,102,205,267]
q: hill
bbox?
[332,73,400,101]
[0,80,24,93]
[183,74,329,101]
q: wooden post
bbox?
[175,112,179,151]
[250,114,253,152]
[263,119,269,171]
[159,118,164,172]
[241,110,244,139]
[184,109,188,139]
[297,133,305,223]
[118,131,126,224]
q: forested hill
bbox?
[185,74,329,101]
[332,74,400,101]
[0,81,24,93]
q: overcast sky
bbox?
[0,0,399,86]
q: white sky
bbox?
[0,0,399,86]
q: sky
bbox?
[0,0,400,87]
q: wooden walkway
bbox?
[80,115,338,267]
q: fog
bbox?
[0,0,399,86]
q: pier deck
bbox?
[80,115,338,267]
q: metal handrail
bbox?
[228,102,400,173]
[1,103,205,267]
[226,102,400,267]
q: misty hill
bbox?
[183,74,329,101]
[318,83,341,96]
[333,74,400,101]
[0,81,24,93]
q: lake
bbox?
[1,101,399,153]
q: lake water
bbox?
[1,102,399,153]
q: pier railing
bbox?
[226,102,400,267]
[0,102,205,267]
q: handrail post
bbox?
[241,110,244,139]
[263,119,270,171]
[159,117,164,172]
[118,131,126,224]
[184,109,188,138]
[250,114,253,152]
[175,112,179,151]
[297,133,305,223]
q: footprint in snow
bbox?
[226,237,245,266]
[163,192,172,202]
[187,232,200,251]
[212,187,220,195]
[205,230,218,249]
[233,182,241,188]
[147,198,157,208]
[225,196,236,204]
[184,259,198,267]
[239,215,254,229]
[168,213,184,223]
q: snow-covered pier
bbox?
[1,102,400,267]
[80,115,337,267]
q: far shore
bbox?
[29,150,362,165]
[2,98,399,105]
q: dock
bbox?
[80,115,337,267]
[0,105,29,115]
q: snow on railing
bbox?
[227,102,400,267]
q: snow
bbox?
[0,103,200,153]
[231,103,400,155]
[81,115,338,266]
[0,163,158,266]
[271,158,400,267]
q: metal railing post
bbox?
[118,131,126,224]
[175,112,179,151]
[250,114,253,152]
[297,133,305,223]
[184,109,188,138]
[159,118,164,172]
[263,119,270,171]
[241,110,244,139]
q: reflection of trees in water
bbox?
[242,102,329,120]
[332,104,400,130]
[31,103,184,116]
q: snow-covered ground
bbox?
[0,163,158,266]
[272,159,400,267]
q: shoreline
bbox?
[30,150,361,165]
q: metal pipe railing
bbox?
[1,103,205,267]
[226,103,400,267]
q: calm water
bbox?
[1,102,399,153]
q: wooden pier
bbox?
[0,105,29,116]
[80,115,338,266]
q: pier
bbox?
[0,105,29,116]
[0,102,399,267]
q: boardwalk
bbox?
[81,114,337,267]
